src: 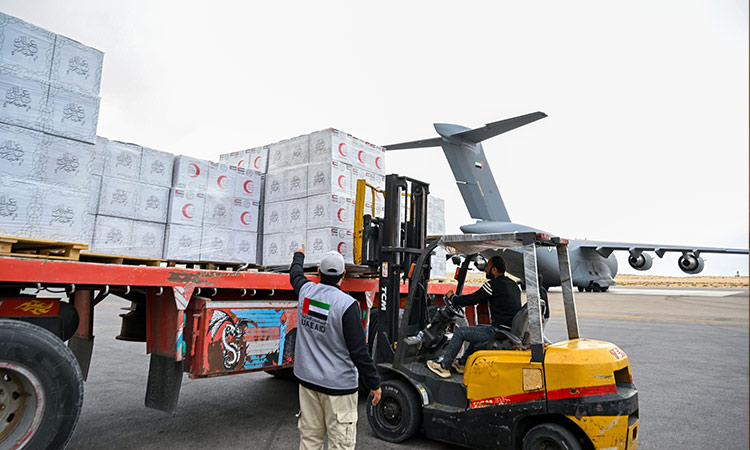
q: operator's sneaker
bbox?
[427,360,451,378]
[451,360,465,374]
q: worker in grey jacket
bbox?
[290,246,381,450]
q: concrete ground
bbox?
[67,286,749,449]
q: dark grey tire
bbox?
[0,318,83,450]
[366,379,421,443]
[523,423,582,450]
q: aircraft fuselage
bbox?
[460,221,618,290]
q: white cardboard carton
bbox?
[91,136,106,175]
[0,176,35,238]
[219,146,268,173]
[306,227,354,265]
[264,165,307,203]
[139,147,174,188]
[307,160,351,197]
[103,140,142,180]
[207,161,236,196]
[0,122,43,180]
[98,177,138,219]
[45,82,100,144]
[232,231,258,264]
[231,198,260,233]
[234,167,263,201]
[427,195,446,236]
[90,215,133,255]
[308,128,351,166]
[307,193,353,229]
[86,174,101,214]
[164,224,202,261]
[262,231,304,267]
[267,135,308,171]
[199,227,233,262]
[0,68,48,133]
[0,13,55,82]
[50,34,104,97]
[203,193,233,229]
[41,134,93,190]
[135,184,169,224]
[262,198,305,233]
[173,154,208,191]
[167,188,205,227]
[131,220,165,259]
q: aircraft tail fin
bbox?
[384,112,547,222]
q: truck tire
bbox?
[366,379,421,443]
[0,319,84,450]
[523,423,582,450]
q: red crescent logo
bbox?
[182,204,194,219]
[243,180,254,194]
[337,208,346,223]
[189,163,200,178]
[254,156,261,169]
[217,175,227,189]
[337,242,346,255]
[358,151,365,164]
[338,143,347,157]
[240,211,251,226]
[338,175,346,189]
[238,159,245,167]
[375,157,383,169]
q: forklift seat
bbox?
[474,304,530,351]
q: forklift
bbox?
[355,174,639,449]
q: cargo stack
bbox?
[427,195,447,279]
[241,129,385,267]
[0,12,102,245]
[89,139,173,259]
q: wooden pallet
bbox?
[0,235,88,261]
[79,252,164,267]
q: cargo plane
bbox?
[384,112,748,291]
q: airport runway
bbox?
[66,286,749,449]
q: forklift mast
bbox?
[368,174,431,365]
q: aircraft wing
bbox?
[451,111,548,143]
[383,136,444,151]
[576,240,749,258]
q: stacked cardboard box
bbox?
[427,196,447,279]
[0,12,102,244]
[235,129,385,267]
[90,138,173,259]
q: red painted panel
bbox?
[0,298,59,317]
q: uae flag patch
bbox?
[303,297,330,322]
[474,161,484,169]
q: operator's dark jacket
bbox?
[452,275,522,329]
[289,252,381,395]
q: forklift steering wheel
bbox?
[445,296,465,318]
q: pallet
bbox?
[0,235,88,261]
[79,253,164,267]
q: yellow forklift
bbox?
[356,175,639,449]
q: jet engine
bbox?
[628,253,653,271]
[678,253,704,274]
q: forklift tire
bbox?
[366,379,421,443]
[0,319,84,450]
[522,423,582,450]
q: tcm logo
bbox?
[380,284,387,312]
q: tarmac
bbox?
[66,286,749,449]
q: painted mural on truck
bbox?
[204,307,297,374]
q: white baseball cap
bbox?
[320,251,345,276]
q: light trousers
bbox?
[298,384,358,450]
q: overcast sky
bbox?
[3,0,747,276]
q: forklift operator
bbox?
[427,255,521,378]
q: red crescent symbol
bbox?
[338,143,347,157]
[358,151,365,164]
[182,204,194,219]
[217,175,227,189]
[189,163,200,178]
[375,157,383,169]
[244,180,254,194]
[254,157,261,169]
[240,211,251,226]
[338,175,346,189]
[337,208,346,223]
[337,242,346,254]
[238,159,245,167]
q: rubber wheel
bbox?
[523,423,582,450]
[577,286,585,293]
[366,379,421,443]
[0,319,84,449]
